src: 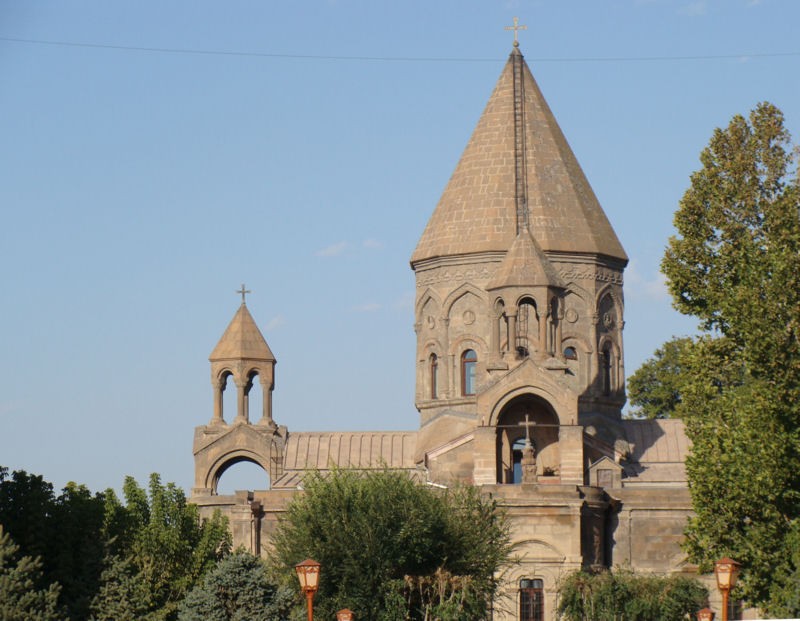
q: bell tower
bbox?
[410,44,628,485]
[208,286,277,428]
[192,288,285,496]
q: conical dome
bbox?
[411,47,627,265]
[210,304,275,362]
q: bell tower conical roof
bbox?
[411,47,627,265]
[210,302,275,362]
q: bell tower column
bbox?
[257,374,276,428]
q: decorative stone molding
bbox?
[558,267,623,285]
[416,265,498,288]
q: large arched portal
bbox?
[496,394,560,484]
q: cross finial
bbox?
[505,16,527,47]
[237,283,251,305]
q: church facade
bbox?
[191,44,694,621]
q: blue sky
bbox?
[1,0,798,494]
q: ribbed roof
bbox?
[622,419,689,485]
[411,47,627,265]
[209,304,275,362]
[281,431,417,471]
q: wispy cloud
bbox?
[679,1,707,16]
[625,259,670,301]
[363,238,383,249]
[315,241,348,257]
[0,401,21,416]
[352,302,382,312]
[265,315,285,331]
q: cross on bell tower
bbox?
[504,16,527,47]
[519,414,538,483]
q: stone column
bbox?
[210,380,225,425]
[556,304,564,358]
[257,379,276,428]
[580,486,609,570]
[235,380,248,424]
[507,309,517,356]
[540,307,550,355]
[521,440,537,484]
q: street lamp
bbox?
[697,607,715,621]
[714,557,741,621]
[295,558,321,621]
[336,609,354,621]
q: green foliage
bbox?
[90,555,154,621]
[627,336,694,419]
[0,526,63,621]
[659,102,800,615]
[178,552,293,621]
[0,467,111,620]
[91,474,231,621]
[270,469,512,621]
[0,468,230,621]
[556,568,707,621]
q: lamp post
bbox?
[697,607,715,621]
[336,609,354,621]
[714,557,741,621]
[295,559,321,621]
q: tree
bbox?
[556,568,707,621]
[626,336,694,419]
[0,467,112,620]
[0,526,63,621]
[91,474,231,621]
[270,469,512,621]
[660,102,800,615]
[178,552,293,621]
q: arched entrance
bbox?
[496,394,560,484]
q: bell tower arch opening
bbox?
[219,370,236,424]
[516,297,539,357]
[496,394,560,484]
[244,369,264,423]
[214,455,271,495]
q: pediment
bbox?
[193,422,276,456]
[479,358,578,426]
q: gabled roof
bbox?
[622,419,689,485]
[411,47,627,265]
[272,431,419,489]
[487,229,564,290]
[209,304,275,362]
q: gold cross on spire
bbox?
[505,16,527,47]
[237,283,251,305]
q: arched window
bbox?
[517,298,538,356]
[461,349,477,396]
[429,354,438,399]
[520,579,544,621]
[602,345,612,396]
[564,346,578,361]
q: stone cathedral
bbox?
[191,42,693,621]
